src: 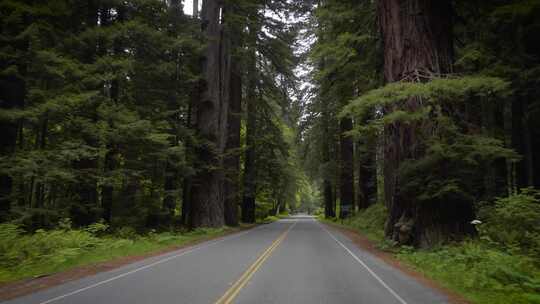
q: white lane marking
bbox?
[317,221,408,304]
[35,223,283,304]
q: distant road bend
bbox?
[4,216,449,304]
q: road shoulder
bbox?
[321,221,470,304]
[0,225,257,302]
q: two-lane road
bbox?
[3,217,449,304]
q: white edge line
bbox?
[317,221,408,304]
[36,224,271,304]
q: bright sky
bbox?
[182,0,201,16]
[181,0,314,111]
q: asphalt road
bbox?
[3,216,449,304]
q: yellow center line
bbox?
[215,222,296,304]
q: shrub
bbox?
[398,241,540,304]
[480,188,540,258]
[0,222,104,280]
[114,226,139,240]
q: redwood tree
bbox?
[378,0,474,246]
[190,0,229,227]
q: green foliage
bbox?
[323,203,387,241]
[0,221,229,284]
[0,0,200,228]
[398,242,540,304]
[342,75,519,213]
[309,0,540,302]
[0,223,106,281]
[479,188,540,258]
[343,76,511,121]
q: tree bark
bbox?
[190,0,228,227]
[379,0,474,247]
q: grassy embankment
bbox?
[320,204,540,304]
[0,217,279,285]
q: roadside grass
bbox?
[260,212,290,224]
[0,224,236,284]
[398,242,540,304]
[319,204,540,304]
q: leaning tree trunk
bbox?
[379,0,474,247]
[339,117,355,218]
[190,0,228,227]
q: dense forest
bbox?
[0,0,312,230]
[304,0,540,249]
[1,0,540,303]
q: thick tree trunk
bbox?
[190,0,228,227]
[379,0,454,83]
[379,0,474,247]
[339,117,354,218]
[223,59,241,226]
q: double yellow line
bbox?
[215,223,294,304]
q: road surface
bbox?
[3,216,448,304]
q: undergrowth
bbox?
[398,242,540,304]
[0,222,230,284]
